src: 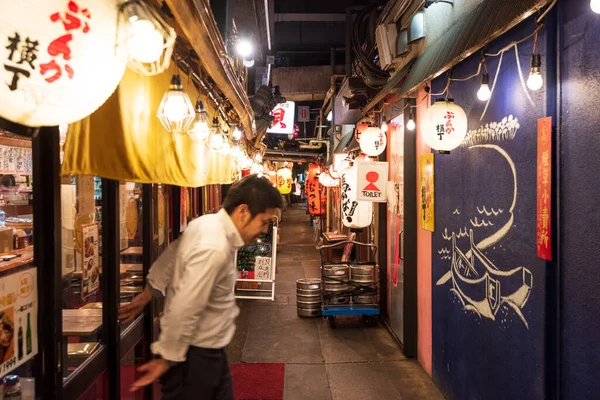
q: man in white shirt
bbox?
[119,175,282,399]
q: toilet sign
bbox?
[356,161,388,202]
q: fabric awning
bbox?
[398,0,551,97]
[61,64,239,187]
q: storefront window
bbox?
[119,183,144,331]
[0,132,37,391]
[61,176,103,378]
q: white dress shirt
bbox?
[149,209,245,362]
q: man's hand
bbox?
[118,287,153,323]
[130,359,170,392]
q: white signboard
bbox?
[356,161,389,202]
[254,256,272,280]
[341,164,372,229]
[267,101,295,134]
[0,267,38,376]
[298,105,310,122]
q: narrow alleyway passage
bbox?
[227,207,444,400]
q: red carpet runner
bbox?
[230,363,285,400]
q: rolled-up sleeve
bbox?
[150,245,228,362]
[146,238,181,297]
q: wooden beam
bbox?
[165,0,256,139]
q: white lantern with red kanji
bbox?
[341,163,372,229]
[0,0,127,127]
[421,98,468,153]
[359,126,387,157]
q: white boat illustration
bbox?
[450,230,533,327]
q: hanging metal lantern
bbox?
[117,0,176,76]
[156,74,195,133]
[359,126,387,157]
[421,98,468,153]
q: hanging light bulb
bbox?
[406,117,416,131]
[118,0,176,76]
[232,126,243,141]
[157,74,195,133]
[189,100,210,141]
[477,73,492,101]
[527,54,543,91]
[381,121,389,133]
[236,38,253,58]
[243,57,255,68]
[592,0,600,13]
[210,132,225,151]
[254,153,263,163]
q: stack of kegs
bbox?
[323,263,350,305]
[296,278,322,317]
[350,264,377,304]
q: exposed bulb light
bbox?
[190,100,210,140]
[592,0,600,13]
[118,0,176,76]
[128,17,163,63]
[477,73,491,101]
[381,121,388,133]
[254,153,263,163]
[157,75,195,133]
[406,118,416,131]
[243,57,255,67]
[236,38,253,58]
[232,126,243,141]
[527,54,543,91]
[210,134,225,151]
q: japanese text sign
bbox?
[536,117,552,260]
[298,105,310,122]
[356,161,389,202]
[0,267,38,376]
[267,101,296,134]
[0,0,126,127]
[254,257,272,280]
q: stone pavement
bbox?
[227,207,444,400]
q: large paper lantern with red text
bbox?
[359,126,387,157]
[305,178,322,215]
[421,98,468,152]
[276,167,293,194]
[341,163,372,229]
[0,0,127,127]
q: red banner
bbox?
[536,117,552,260]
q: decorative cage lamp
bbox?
[189,100,211,141]
[157,74,195,133]
[118,0,176,76]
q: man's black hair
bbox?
[223,174,283,217]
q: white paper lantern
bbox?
[318,172,339,188]
[421,99,468,153]
[0,0,127,127]
[359,126,387,157]
[341,163,372,229]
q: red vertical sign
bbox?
[536,117,552,260]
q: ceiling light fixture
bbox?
[157,74,195,133]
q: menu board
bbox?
[0,267,38,376]
[81,223,100,298]
[236,221,274,280]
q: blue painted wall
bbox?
[430,16,547,400]
[561,1,600,398]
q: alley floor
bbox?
[227,207,445,400]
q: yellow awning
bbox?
[61,64,239,187]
